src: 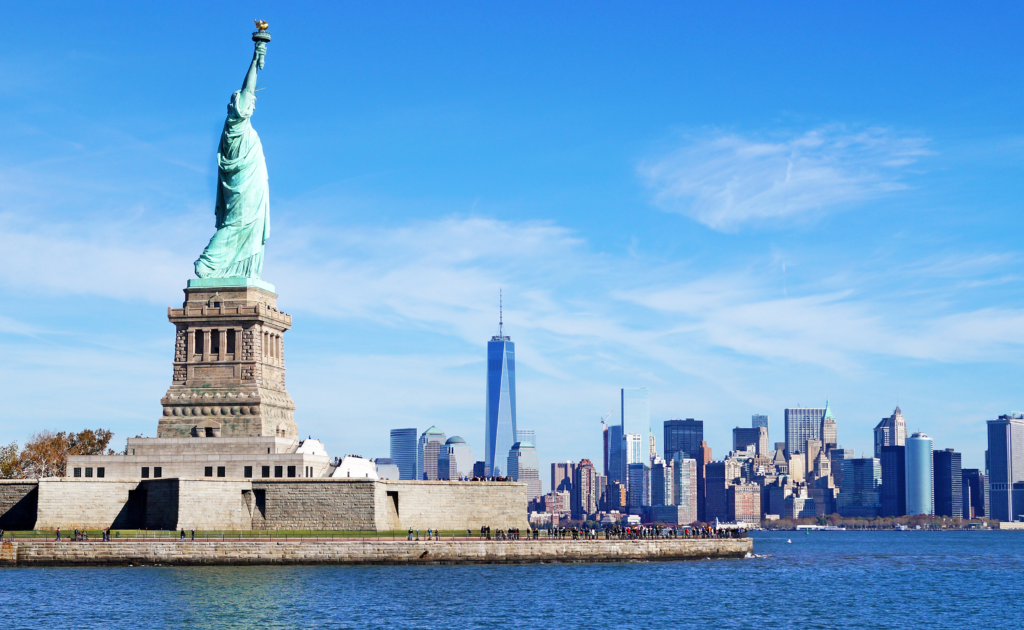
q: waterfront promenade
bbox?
[0,536,751,567]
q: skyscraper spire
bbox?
[499,288,503,339]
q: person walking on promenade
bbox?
[55,527,60,542]
[427,528,432,540]
[191,529,195,541]
[407,528,413,541]
[435,528,440,541]
[180,528,185,542]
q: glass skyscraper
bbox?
[906,432,934,516]
[607,425,624,484]
[879,445,906,517]
[784,406,826,457]
[389,428,418,481]
[933,448,962,518]
[986,414,1024,521]
[485,313,517,477]
[664,418,703,462]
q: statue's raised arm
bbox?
[235,42,266,114]
[193,25,272,282]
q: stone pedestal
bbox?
[156,283,297,439]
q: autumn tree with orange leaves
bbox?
[1,429,115,479]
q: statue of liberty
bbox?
[194,24,272,280]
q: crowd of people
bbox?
[468,524,747,541]
[604,524,747,540]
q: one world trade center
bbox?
[485,293,517,477]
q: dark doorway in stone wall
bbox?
[113,487,147,528]
[386,490,399,528]
[254,489,267,525]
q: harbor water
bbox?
[3,530,1022,628]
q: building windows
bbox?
[85,467,93,478]
[262,466,270,478]
[195,330,205,358]
[227,330,236,355]
[205,466,213,477]
[287,466,296,478]
[154,467,162,478]
[217,466,226,478]
[97,468,105,478]
[244,466,253,478]
[211,329,221,355]
[274,466,283,478]
[141,467,150,478]
[73,468,82,478]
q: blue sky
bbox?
[3,2,1024,486]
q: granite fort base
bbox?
[0,538,752,567]
[4,478,528,532]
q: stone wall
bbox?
[1,537,752,566]
[8,478,529,532]
[377,481,529,530]
[0,481,38,530]
[35,479,143,530]
[177,479,254,530]
[252,479,377,530]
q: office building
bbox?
[986,414,1024,521]
[874,406,907,458]
[607,424,624,485]
[651,459,673,506]
[962,468,988,519]
[906,432,934,516]
[572,458,599,518]
[625,433,643,469]
[627,462,650,510]
[472,461,486,477]
[417,426,446,480]
[485,303,517,477]
[649,430,658,464]
[507,442,541,501]
[752,414,769,435]
[551,461,576,494]
[673,456,698,524]
[704,461,730,522]
[733,426,769,457]
[696,441,712,522]
[933,448,962,519]
[879,445,906,517]
[821,400,837,451]
[602,424,610,478]
[830,448,854,490]
[784,406,826,457]
[607,480,627,511]
[837,457,881,518]
[728,483,761,524]
[664,418,704,462]
[438,436,473,480]
[389,428,418,481]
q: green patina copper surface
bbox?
[194,39,271,282]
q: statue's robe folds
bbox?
[194,90,270,279]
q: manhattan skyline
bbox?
[4,4,1024,477]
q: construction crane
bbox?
[600,410,615,431]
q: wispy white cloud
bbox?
[639,126,931,231]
